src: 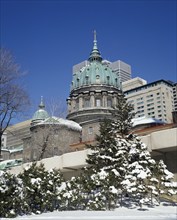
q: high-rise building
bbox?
[109,60,131,83]
[123,79,174,123]
[122,77,147,91]
[172,83,177,123]
[172,83,177,111]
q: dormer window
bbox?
[96,75,100,84]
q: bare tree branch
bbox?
[0,48,30,159]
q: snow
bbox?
[39,116,82,131]
[30,178,41,185]
[2,202,175,220]
[109,186,118,194]
[111,168,120,176]
[137,170,148,179]
[132,116,165,127]
[164,169,174,179]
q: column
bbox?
[90,92,95,107]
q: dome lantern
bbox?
[88,30,102,63]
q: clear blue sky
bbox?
[1,0,176,119]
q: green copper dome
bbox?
[31,97,49,123]
[71,31,121,91]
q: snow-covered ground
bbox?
[2,202,176,220]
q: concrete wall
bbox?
[141,127,177,151]
[9,149,91,179]
[9,128,177,180]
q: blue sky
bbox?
[1,0,176,119]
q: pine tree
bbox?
[81,94,135,210]
[121,135,158,206]
[81,93,176,209]
[42,168,64,211]
[0,171,23,218]
[60,176,86,210]
[18,163,47,214]
[82,119,129,210]
[152,160,177,203]
[18,163,63,213]
[111,93,135,138]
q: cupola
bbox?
[70,31,121,91]
[31,96,49,126]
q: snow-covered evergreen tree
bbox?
[42,168,64,211]
[152,160,177,203]
[18,162,64,214]
[0,170,23,218]
[81,93,176,209]
[18,163,47,214]
[111,93,135,138]
[82,119,129,210]
[59,176,86,210]
[121,135,158,206]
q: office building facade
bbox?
[123,79,174,123]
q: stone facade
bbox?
[23,123,81,162]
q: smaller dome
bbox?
[31,97,49,126]
[32,109,49,121]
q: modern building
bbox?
[122,77,147,91]
[123,79,175,123]
[67,31,122,142]
[109,60,131,83]
[5,120,31,149]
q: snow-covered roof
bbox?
[132,117,165,127]
[2,145,23,153]
[38,116,82,131]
